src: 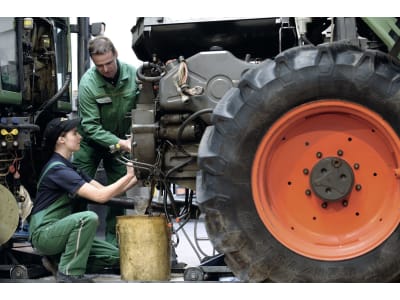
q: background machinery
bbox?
[0,17,103,279]
[129,17,400,282]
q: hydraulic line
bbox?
[136,62,165,82]
[37,73,71,112]
[114,136,207,262]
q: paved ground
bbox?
[2,214,237,283]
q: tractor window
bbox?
[54,21,70,98]
[0,18,19,92]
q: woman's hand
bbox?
[125,162,135,178]
[124,162,138,190]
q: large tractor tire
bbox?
[197,43,400,282]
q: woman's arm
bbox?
[76,164,137,203]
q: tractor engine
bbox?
[130,17,291,190]
[131,50,257,189]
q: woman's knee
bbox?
[75,211,99,227]
[86,211,99,225]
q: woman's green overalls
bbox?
[29,162,119,276]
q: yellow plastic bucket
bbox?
[116,215,171,281]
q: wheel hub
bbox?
[252,100,400,260]
[310,157,354,202]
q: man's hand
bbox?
[118,137,132,153]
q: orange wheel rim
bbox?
[252,100,400,260]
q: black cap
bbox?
[43,117,81,147]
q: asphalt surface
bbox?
[2,214,237,283]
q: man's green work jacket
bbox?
[77,60,139,149]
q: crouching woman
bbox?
[29,117,137,282]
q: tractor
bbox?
[129,17,400,282]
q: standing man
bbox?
[73,36,139,246]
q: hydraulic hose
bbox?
[38,73,72,112]
[136,62,165,82]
